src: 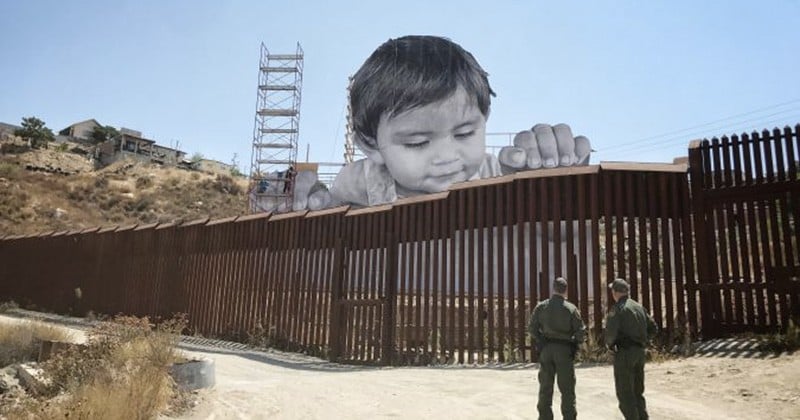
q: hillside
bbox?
[0,138,250,237]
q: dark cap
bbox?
[608,278,630,293]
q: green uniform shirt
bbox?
[604,297,658,348]
[529,295,586,345]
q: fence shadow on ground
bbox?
[692,338,791,359]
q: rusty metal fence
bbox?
[689,125,799,336]
[0,161,700,365]
[331,164,696,365]
[5,126,795,365]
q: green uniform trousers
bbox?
[537,343,576,420]
[613,346,648,420]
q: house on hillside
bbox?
[152,144,186,165]
[59,119,101,141]
[96,132,186,167]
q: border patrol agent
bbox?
[605,278,658,420]
[529,277,586,420]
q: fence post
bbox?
[382,231,398,365]
[328,237,346,361]
[688,140,720,338]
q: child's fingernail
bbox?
[545,158,556,167]
[561,155,572,165]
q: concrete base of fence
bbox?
[169,357,215,391]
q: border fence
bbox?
[689,126,799,337]
[1,125,797,365]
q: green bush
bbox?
[0,161,20,178]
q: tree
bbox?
[14,116,54,149]
[89,125,121,144]
[190,152,204,163]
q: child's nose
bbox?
[431,136,460,165]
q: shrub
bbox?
[100,195,122,210]
[135,176,154,189]
[0,300,19,313]
[3,315,189,419]
[0,187,29,220]
[125,197,153,213]
[94,176,109,189]
[213,174,242,195]
[759,319,800,354]
[0,161,20,178]
[0,319,73,366]
[0,142,31,154]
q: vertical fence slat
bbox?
[774,128,796,327]
[658,174,674,333]
[635,173,649,310]
[647,173,662,328]
[430,201,441,361]
[496,185,507,363]
[467,189,477,364]
[540,178,551,299]
[576,175,589,328]
[399,206,410,359]
[590,172,602,336]
[527,179,540,360]
[303,217,318,348]
[458,190,467,364]
[504,182,516,362]
[613,172,626,285]
[383,216,398,365]
[563,176,575,297]
[515,180,527,362]
[486,185,496,362]
[413,206,424,361]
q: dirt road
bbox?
[172,337,799,420]
[2,313,797,419]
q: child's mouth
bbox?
[430,170,466,185]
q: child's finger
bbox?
[553,123,576,166]
[532,124,558,168]
[513,130,537,149]
[526,143,543,169]
[498,146,527,169]
[574,135,592,165]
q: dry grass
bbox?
[0,314,188,420]
[0,151,249,236]
[576,329,613,364]
[0,160,21,178]
[0,319,73,366]
[756,319,800,354]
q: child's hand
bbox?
[498,123,591,172]
[293,170,333,211]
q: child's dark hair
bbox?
[350,35,495,147]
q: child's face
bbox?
[374,87,486,194]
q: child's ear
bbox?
[355,134,385,166]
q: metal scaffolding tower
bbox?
[249,42,304,213]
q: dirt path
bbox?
[172,338,799,420]
[2,313,797,419]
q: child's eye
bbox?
[455,131,475,140]
[404,141,429,149]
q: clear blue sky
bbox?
[2,1,799,171]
